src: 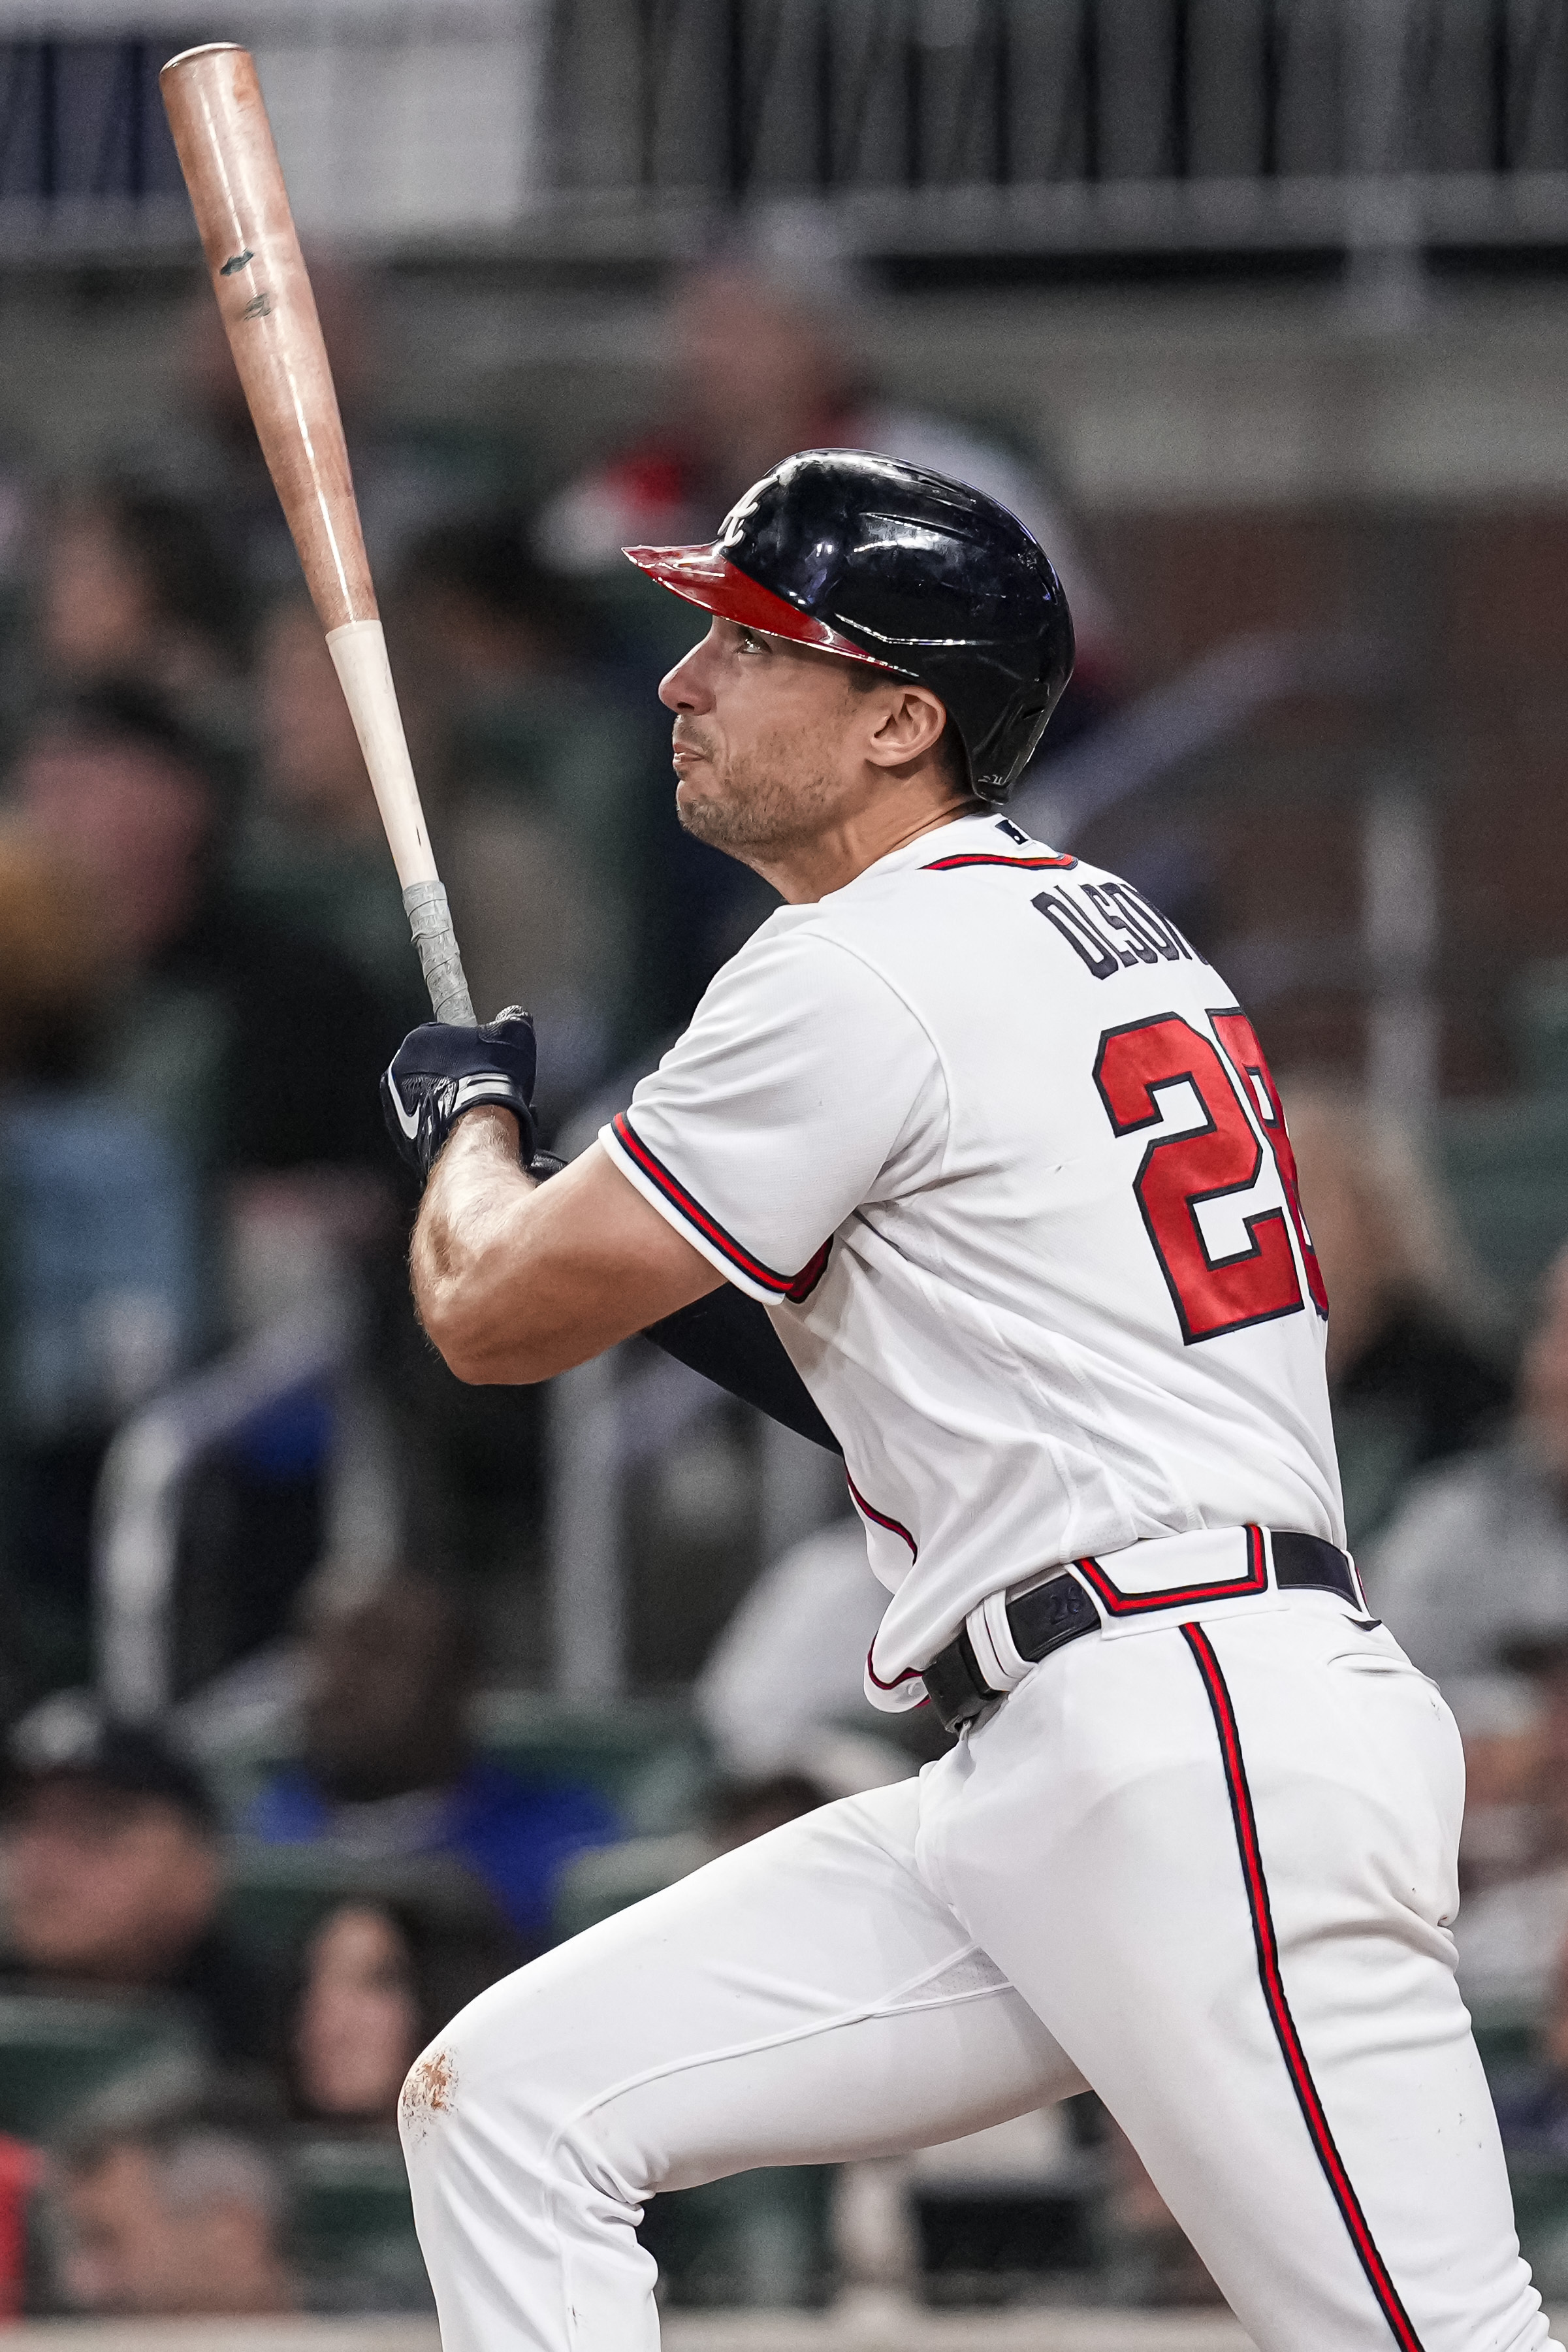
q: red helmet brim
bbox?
[622,542,894,671]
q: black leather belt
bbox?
[922,1531,1358,1735]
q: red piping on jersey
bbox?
[611,1114,829,1302]
[1182,1624,1426,2352]
[1074,1524,1268,1617]
[846,1472,917,1560]
[852,1474,921,1693]
[865,1643,924,1693]
[920,852,1078,872]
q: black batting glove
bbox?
[381,1007,539,1180]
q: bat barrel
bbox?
[163,42,245,67]
[163,44,480,1029]
[159,43,375,637]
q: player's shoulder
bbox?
[692,897,924,1037]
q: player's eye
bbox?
[735,628,765,654]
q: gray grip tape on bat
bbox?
[403,880,477,1027]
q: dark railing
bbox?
[7,5,1568,259]
[548,0,1568,255]
[0,39,185,210]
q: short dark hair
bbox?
[5,1705,219,1835]
[103,485,246,643]
[24,683,221,794]
[58,2091,290,2234]
[400,511,586,651]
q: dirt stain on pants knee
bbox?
[402,2046,457,2143]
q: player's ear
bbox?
[863,684,948,770]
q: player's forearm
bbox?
[411,1117,722,1385]
[411,1110,548,1380]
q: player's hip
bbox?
[917,1590,1464,1952]
[919,1521,1366,1735]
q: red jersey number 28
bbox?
[1093,1009,1328,1344]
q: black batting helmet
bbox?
[624,448,1076,804]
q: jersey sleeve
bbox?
[600,924,944,1305]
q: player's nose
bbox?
[658,637,715,713]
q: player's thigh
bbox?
[929,1609,1548,2352]
[404,1776,1082,2193]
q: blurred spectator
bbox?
[0,688,398,1690]
[246,1578,618,1948]
[1369,1242,1568,1683]
[8,683,396,1174]
[708,1772,830,1854]
[0,1709,270,2069]
[696,1522,928,1794]
[0,2140,39,2322]
[238,597,426,1024]
[159,255,472,602]
[1487,1887,1568,2158]
[1451,1632,1568,2009]
[54,2095,295,2318]
[1492,1984,1568,2155]
[539,251,1120,715]
[284,1897,511,2127]
[32,481,246,707]
[399,512,585,694]
[537,250,1123,1042]
[391,514,644,1097]
[0,828,104,1083]
[0,831,201,1706]
[1287,1078,1510,1548]
[287,1904,419,2127]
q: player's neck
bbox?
[759,786,983,904]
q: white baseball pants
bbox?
[402,1592,1556,2352]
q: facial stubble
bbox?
[673,720,849,861]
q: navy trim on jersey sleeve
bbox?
[611,1112,831,1303]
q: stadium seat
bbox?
[550,1831,709,1945]
[470,1691,710,1834]
[1439,1096,1568,1313]
[289,2132,432,2313]
[223,1839,503,1965]
[1507,2153,1568,2301]
[1471,2005,1539,2078]
[639,2165,836,2310]
[0,1991,206,2138]
[196,1690,711,1839]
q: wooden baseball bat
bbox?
[159,42,475,1026]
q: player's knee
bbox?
[398,1964,622,2192]
[398,2021,650,2238]
[399,2033,463,2160]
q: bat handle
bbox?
[404,880,477,1027]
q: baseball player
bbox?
[382,451,1549,2352]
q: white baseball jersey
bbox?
[603,809,1342,1704]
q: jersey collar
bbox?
[828,811,1046,897]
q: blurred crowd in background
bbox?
[0,12,1566,2321]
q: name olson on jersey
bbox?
[1032,877,1202,978]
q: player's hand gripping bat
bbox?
[160,42,475,1027]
